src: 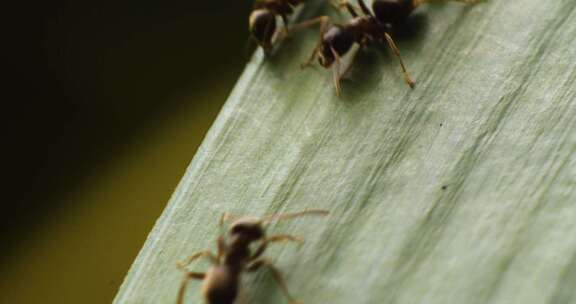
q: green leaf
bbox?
[115,1,576,303]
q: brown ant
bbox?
[249,0,307,55]
[176,208,329,304]
[299,0,481,96]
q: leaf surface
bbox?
[115,1,576,303]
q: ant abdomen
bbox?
[320,26,355,67]
[204,266,239,304]
[249,9,277,50]
[372,0,416,26]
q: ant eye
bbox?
[231,225,246,235]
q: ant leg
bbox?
[333,0,359,17]
[340,47,360,79]
[217,235,227,262]
[331,47,343,96]
[382,32,415,88]
[356,0,373,16]
[251,234,305,260]
[246,259,303,304]
[177,271,205,304]
[219,212,228,227]
[177,250,218,270]
[330,0,346,9]
[331,0,362,17]
[289,15,329,35]
[281,13,290,28]
[297,16,330,68]
[454,0,484,4]
[265,234,305,244]
[262,16,277,56]
[415,0,483,5]
[273,13,292,43]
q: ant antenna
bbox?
[219,212,240,227]
[262,209,330,224]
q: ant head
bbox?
[228,217,265,241]
[223,209,328,242]
[249,9,277,52]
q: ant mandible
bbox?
[176,208,329,304]
[300,0,481,96]
[249,0,307,55]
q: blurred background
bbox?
[1,1,253,303]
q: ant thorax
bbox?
[347,16,383,39]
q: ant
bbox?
[176,208,329,304]
[249,0,307,55]
[299,0,481,96]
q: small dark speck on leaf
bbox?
[442,185,448,190]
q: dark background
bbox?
[1,1,253,303]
